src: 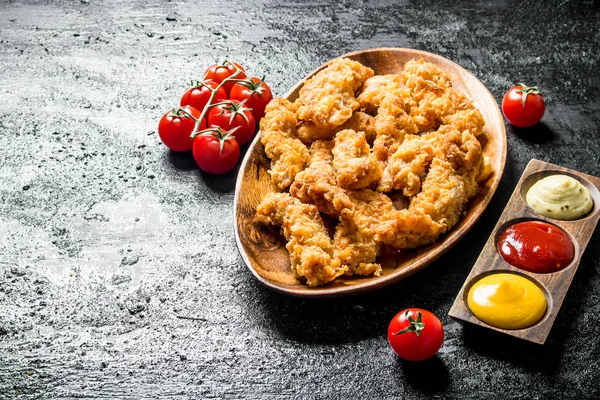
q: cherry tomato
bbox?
[501,83,545,128]
[229,76,274,121]
[180,80,227,114]
[207,100,256,146]
[203,61,247,95]
[192,127,240,174]
[387,308,444,362]
[157,106,205,152]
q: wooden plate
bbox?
[234,48,507,298]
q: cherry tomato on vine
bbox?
[207,100,256,146]
[180,80,227,113]
[192,127,240,175]
[158,106,205,152]
[501,83,546,128]
[230,76,274,121]
[387,308,444,362]
[204,61,247,95]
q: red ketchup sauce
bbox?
[497,221,575,273]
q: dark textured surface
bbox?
[1,0,599,399]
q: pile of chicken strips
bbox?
[255,58,493,287]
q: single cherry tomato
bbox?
[229,76,274,121]
[192,127,240,174]
[387,308,444,362]
[207,100,256,146]
[180,80,227,114]
[501,83,545,128]
[203,61,247,95]
[157,106,205,152]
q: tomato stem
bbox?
[516,83,541,108]
[234,76,267,94]
[191,66,245,139]
[209,99,253,125]
[393,311,425,337]
[175,107,198,122]
[199,126,239,154]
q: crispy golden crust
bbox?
[333,189,396,275]
[434,127,485,199]
[296,58,374,129]
[260,98,311,191]
[401,59,485,137]
[409,158,467,232]
[333,218,381,277]
[401,59,452,101]
[289,140,353,217]
[332,129,382,190]
[375,208,445,250]
[296,111,377,144]
[373,89,418,164]
[341,189,396,237]
[357,74,405,114]
[378,133,435,195]
[256,192,347,286]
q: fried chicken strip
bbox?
[357,74,405,115]
[296,58,374,129]
[334,190,397,276]
[256,192,347,286]
[433,127,486,199]
[260,98,310,191]
[289,140,353,217]
[375,208,445,250]
[401,58,451,102]
[401,59,486,136]
[332,129,382,190]
[377,133,435,196]
[333,218,381,277]
[408,157,468,233]
[295,111,377,144]
[373,89,418,165]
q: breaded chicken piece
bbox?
[402,59,485,136]
[295,111,377,144]
[256,192,347,286]
[409,158,468,232]
[260,98,311,191]
[343,111,377,144]
[289,140,353,217]
[441,108,485,137]
[334,189,398,275]
[378,133,435,196]
[375,208,445,250]
[375,128,484,249]
[401,59,451,102]
[434,127,485,199]
[296,58,374,129]
[373,89,418,164]
[341,189,396,238]
[340,189,442,252]
[260,97,299,134]
[332,129,382,190]
[357,74,405,114]
[333,218,381,277]
[411,87,481,133]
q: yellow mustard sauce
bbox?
[467,273,547,330]
[526,175,593,220]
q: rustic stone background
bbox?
[1,0,599,398]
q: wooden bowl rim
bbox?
[234,47,507,298]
